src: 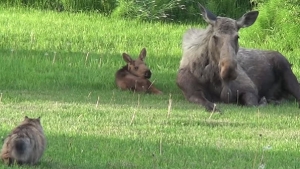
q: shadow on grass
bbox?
[0,129,299,169]
[170,118,246,128]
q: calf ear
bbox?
[122,53,133,64]
[139,48,147,61]
[198,3,217,25]
[237,11,259,29]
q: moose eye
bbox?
[235,35,239,41]
[134,66,138,70]
[212,35,219,42]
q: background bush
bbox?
[0,0,116,14]
[0,0,255,22]
[241,0,300,53]
[0,0,299,51]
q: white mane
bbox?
[179,26,213,70]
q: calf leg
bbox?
[177,69,217,112]
[147,82,163,94]
[130,79,162,95]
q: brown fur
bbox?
[1,116,46,166]
[177,3,300,111]
[115,48,162,94]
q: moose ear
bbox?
[122,53,133,64]
[25,116,29,119]
[237,11,259,29]
[198,3,217,25]
[139,48,147,61]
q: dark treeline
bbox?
[0,0,259,23]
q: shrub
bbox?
[110,0,254,23]
[241,0,300,52]
[0,0,117,14]
[205,0,253,18]
[61,0,116,14]
[111,0,182,21]
[0,0,254,22]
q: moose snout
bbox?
[219,59,237,82]
[144,70,152,79]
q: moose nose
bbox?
[144,70,152,79]
[219,60,237,82]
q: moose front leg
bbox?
[186,92,217,112]
[176,69,218,112]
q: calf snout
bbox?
[144,70,152,79]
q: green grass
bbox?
[0,6,300,169]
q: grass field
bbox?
[0,6,300,169]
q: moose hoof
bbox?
[205,103,220,113]
[258,96,267,107]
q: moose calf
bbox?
[115,48,162,94]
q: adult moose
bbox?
[115,48,162,94]
[176,3,300,111]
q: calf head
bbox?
[198,3,259,82]
[122,48,152,79]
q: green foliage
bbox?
[0,0,254,22]
[111,0,181,21]
[61,0,116,13]
[240,0,300,54]
[0,0,63,11]
[205,0,253,18]
[111,0,254,22]
[0,0,117,13]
